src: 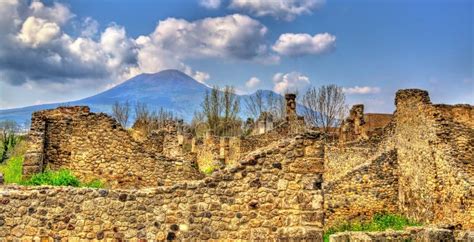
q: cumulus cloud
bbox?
[0,0,276,94]
[28,0,73,25]
[17,17,61,47]
[230,0,323,21]
[272,72,310,93]
[147,14,269,60]
[199,0,221,9]
[272,32,336,56]
[343,86,381,94]
[80,17,99,37]
[245,77,261,88]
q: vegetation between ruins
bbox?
[323,213,421,242]
[0,156,104,188]
[0,128,104,188]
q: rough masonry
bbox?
[1,88,471,240]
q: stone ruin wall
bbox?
[325,89,473,229]
[391,89,473,228]
[193,109,303,169]
[6,88,473,240]
[22,107,203,189]
[339,104,393,143]
[0,133,326,240]
[323,149,399,228]
[330,227,474,242]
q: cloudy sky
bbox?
[0,0,472,112]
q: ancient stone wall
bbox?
[324,150,399,228]
[193,121,297,169]
[324,143,379,183]
[339,105,393,143]
[392,89,473,229]
[22,107,203,189]
[326,89,473,229]
[329,227,473,242]
[0,132,325,240]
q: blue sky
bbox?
[0,0,472,112]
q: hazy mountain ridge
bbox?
[0,70,286,124]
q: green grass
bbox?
[0,156,104,188]
[82,179,104,188]
[323,213,421,242]
[22,169,81,187]
[0,156,23,184]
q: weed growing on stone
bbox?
[82,179,104,188]
[201,165,215,175]
[323,213,421,242]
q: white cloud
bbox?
[230,0,323,21]
[17,17,61,47]
[147,14,269,60]
[28,0,73,25]
[343,86,381,94]
[199,0,221,9]
[245,77,261,88]
[272,32,336,56]
[0,1,274,89]
[189,70,211,85]
[272,72,310,93]
[80,17,99,37]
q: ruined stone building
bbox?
[0,89,472,240]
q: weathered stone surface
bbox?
[21,106,203,188]
[329,227,461,242]
[324,89,473,230]
[0,132,325,240]
[2,88,471,240]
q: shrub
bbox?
[23,169,81,187]
[323,213,421,242]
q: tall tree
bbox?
[302,85,347,132]
[244,90,285,121]
[197,85,241,136]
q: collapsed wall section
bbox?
[1,132,326,240]
[22,106,202,189]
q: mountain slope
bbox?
[0,70,287,124]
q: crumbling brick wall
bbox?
[1,132,325,240]
[22,106,203,189]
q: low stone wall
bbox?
[324,150,399,228]
[1,132,326,240]
[329,227,472,242]
[22,106,203,189]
